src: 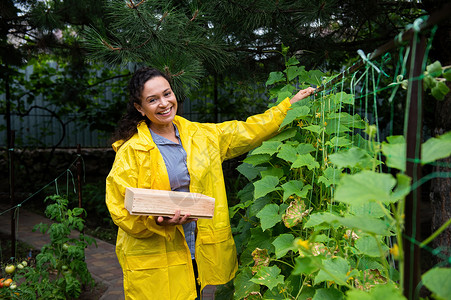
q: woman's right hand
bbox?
[156,210,197,226]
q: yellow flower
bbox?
[297,239,310,250]
[297,121,304,127]
[390,244,399,260]
[324,121,327,126]
[315,112,321,118]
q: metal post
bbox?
[403,32,427,299]
[77,144,83,209]
[9,130,16,260]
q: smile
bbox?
[158,107,172,115]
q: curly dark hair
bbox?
[112,67,173,143]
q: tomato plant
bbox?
[230,49,451,299]
[4,195,98,299]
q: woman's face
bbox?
[134,76,178,129]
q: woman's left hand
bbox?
[290,87,316,104]
[156,210,197,226]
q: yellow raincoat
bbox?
[106,98,292,299]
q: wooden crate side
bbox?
[124,187,215,219]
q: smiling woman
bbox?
[105,66,315,300]
[133,76,179,142]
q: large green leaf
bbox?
[277,144,298,163]
[317,167,341,187]
[250,265,285,290]
[256,203,282,231]
[314,257,350,285]
[326,136,352,147]
[266,71,285,85]
[346,283,406,300]
[422,267,451,300]
[292,153,320,170]
[303,124,323,134]
[334,171,397,205]
[252,141,282,156]
[381,136,406,171]
[247,227,274,254]
[354,235,389,257]
[253,176,280,199]
[280,106,310,128]
[281,180,304,201]
[329,147,373,170]
[305,212,391,235]
[237,163,265,181]
[260,167,284,179]
[333,91,354,105]
[313,288,344,300]
[325,118,351,135]
[296,143,316,154]
[243,154,271,166]
[269,127,298,142]
[272,233,295,258]
[293,256,321,275]
[422,131,451,164]
[234,267,261,299]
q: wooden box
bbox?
[125,187,215,219]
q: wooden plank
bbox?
[125,187,215,219]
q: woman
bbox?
[106,67,315,299]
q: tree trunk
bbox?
[427,0,451,266]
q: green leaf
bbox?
[252,141,281,156]
[281,180,304,201]
[266,71,285,85]
[334,171,397,205]
[314,257,350,285]
[280,106,310,128]
[431,81,450,100]
[296,143,316,154]
[381,137,406,171]
[250,265,285,290]
[272,234,295,258]
[305,212,391,235]
[237,163,264,181]
[293,256,321,275]
[243,154,271,166]
[426,60,443,76]
[355,235,389,257]
[256,203,282,231]
[260,167,284,179]
[307,70,324,85]
[422,131,451,164]
[329,147,373,169]
[346,282,406,300]
[269,127,297,142]
[348,201,386,218]
[303,124,322,134]
[234,268,261,299]
[325,119,352,135]
[313,288,344,300]
[286,65,305,81]
[277,144,298,163]
[325,136,352,147]
[247,227,274,253]
[333,92,354,105]
[422,267,451,300]
[292,153,320,170]
[253,176,280,199]
[317,167,341,187]
[286,56,300,67]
